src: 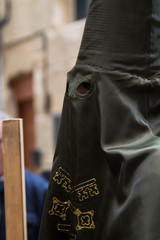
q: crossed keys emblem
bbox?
[50,167,99,236]
[53,167,99,201]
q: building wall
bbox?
[47,19,85,114]
[3,0,75,44]
[2,0,85,171]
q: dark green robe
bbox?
[39,0,160,239]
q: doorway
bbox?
[12,73,35,171]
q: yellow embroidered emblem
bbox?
[53,167,71,193]
[73,209,95,230]
[51,167,99,233]
[71,178,99,201]
[57,224,70,231]
[48,197,71,220]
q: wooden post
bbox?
[2,119,27,240]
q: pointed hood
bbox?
[39,1,160,240]
[77,0,160,78]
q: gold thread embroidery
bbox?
[57,224,77,239]
[53,167,71,193]
[57,224,70,232]
[51,167,98,232]
[70,204,95,230]
[74,209,95,230]
[71,179,96,192]
[53,167,99,201]
[48,197,71,220]
[71,178,99,201]
[50,196,95,232]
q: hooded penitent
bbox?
[39,0,160,239]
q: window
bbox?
[75,0,90,20]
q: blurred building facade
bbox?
[1,0,88,172]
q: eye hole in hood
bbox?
[74,79,96,99]
[76,82,92,96]
[66,68,96,99]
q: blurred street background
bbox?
[0,0,90,174]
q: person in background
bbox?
[0,112,48,240]
[41,170,51,182]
